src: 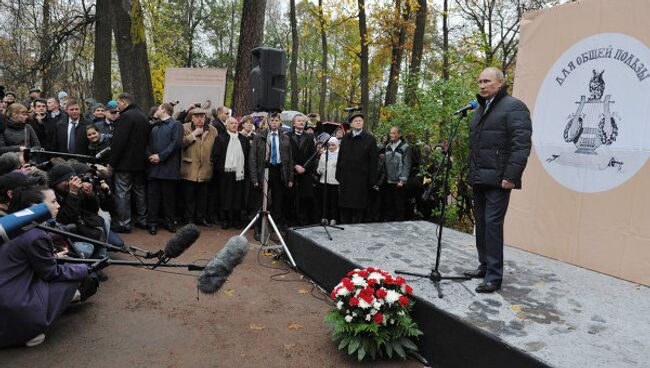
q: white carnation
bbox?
[336,300,343,310]
[400,285,406,294]
[390,319,395,324]
[345,315,353,323]
[373,301,382,309]
[385,290,401,305]
[336,287,350,297]
[368,272,385,282]
[365,314,372,321]
[358,297,373,310]
[351,274,367,287]
[397,311,405,316]
[352,312,357,317]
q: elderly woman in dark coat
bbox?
[0,186,92,348]
[212,117,249,229]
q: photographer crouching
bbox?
[48,163,124,280]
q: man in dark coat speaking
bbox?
[463,67,532,293]
[336,113,378,224]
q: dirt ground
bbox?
[0,227,424,368]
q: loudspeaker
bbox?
[250,47,286,112]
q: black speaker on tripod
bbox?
[250,47,287,112]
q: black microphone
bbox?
[153,224,200,267]
[197,236,249,294]
[94,147,111,160]
[343,106,362,112]
[453,101,478,115]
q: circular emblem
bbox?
[533,33,650,193]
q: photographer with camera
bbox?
[48,163,122,281]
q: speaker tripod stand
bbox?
[240,165,297,268]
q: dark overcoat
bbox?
[336,131,378,209]
[0,229,88,348]
[468,85,532,189]
[146,118,183,180]
[109,104,151,172]
[287,130,316,198]
[248,128,294,186]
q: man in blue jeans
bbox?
[464,67,532,293]
[108,93,150,233]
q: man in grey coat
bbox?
[463,67,532,293]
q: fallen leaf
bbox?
[287,323,303,330]
[223,289,235,296]
[511,305,523,312]
[534,281,546,289]
[249,323,265,330]
[284,343,296,350]
[298,288,309,294]
[271,260,278,264]
[516,312,528,320]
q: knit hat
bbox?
[70,163,92,176]
[106,100,118,109]
[48,164,75,187]
[0,172,40,193]
[91,103,107,113]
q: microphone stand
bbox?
[293,141,344,240]
[26,148,95,162]
[395,110,472,298]
[58,256,205,271]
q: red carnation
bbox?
[358,270,369,278]
[375,288,388,299]
[373,312,384,324]
[367,279,377,286]
[405,285,413,295]
[360,293,374,304]
[347,271,355,277]
[396,276,406,286]
[367,267,376,273]
[349,297,360,306]
[398,295,409,307]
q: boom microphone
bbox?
[0,203,52,243]
[94,147,111,160]
[453,101,478,115]
[160,223,201,262]
[197,236,249,294]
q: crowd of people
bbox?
[0,86,430,348]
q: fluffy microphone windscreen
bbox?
[164,223,200,259]
[197,235,249,294]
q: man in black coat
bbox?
[249,112,293,232]
[108,93,151,233]
[206,105,229,224]
[53,98,90,155]
[336,113,378,224]
[287,113,317,225]
[463,67,532,293]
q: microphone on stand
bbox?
[151,224,201,268]
[94,147,111,160]
[0,203,52,243]
[453,101,478,115]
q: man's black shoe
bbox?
[148,225,157,235]
[196,219,212,227]
[475,281,501,293]
[463,268,487,279]
[112,226,131,234]
[164,223,177,233]
[134,223,148,230]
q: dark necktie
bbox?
[271,132,278,165]
[68,122,77,152]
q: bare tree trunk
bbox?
[318,0,328,119]
[384,0,409,107]
[225,0,237,106]
[358,0,370,125]
[109,0,155,109]
[93,0,112,103]
[231,0,267,115]
[289,0,299,110]
[405,0,426,105]
[442,0,449,80]
[41,0,52,95]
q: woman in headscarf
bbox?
[212,117,249,229]
[317,137,340,226]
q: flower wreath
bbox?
[325,267,423,361]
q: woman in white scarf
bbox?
[317,136,340,225]
[213,117,249,229]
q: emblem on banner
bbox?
[533,33,650,193]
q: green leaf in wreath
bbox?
[357,345,366,361]
[338,336,351,350]
[385,340,394,358]
[398,337,419,352]
[392,340,406,359]
[348,337,361,355]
